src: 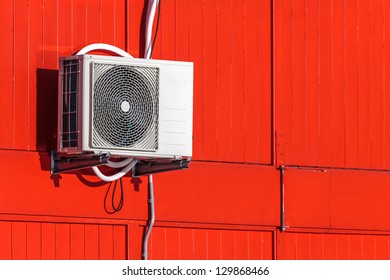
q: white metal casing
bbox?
[58,54,193,159]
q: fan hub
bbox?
[121,100,130,113]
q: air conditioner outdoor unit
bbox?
[57,54,193,159]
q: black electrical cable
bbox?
[112,178,124,212]
[104,177,125,214]
[149,0,161,58]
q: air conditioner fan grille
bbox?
[92,63,159,150]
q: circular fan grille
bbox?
[92,64,158,149]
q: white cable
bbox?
[92,159,138,182]
[106,158,134,168]
[144,0,159,59]
[76,43,133,58]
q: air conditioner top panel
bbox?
[61,54,194,68]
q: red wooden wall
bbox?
[275,0,390,170]
[1,0,390,260]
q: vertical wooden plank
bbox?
[349,235,363,260]
[202,0,217,161]
[244,0,260,163]
[114,0,126,50]
[332,0,346,167]
[28,0,44,150]
[127,0,142,56]
[371,0,385,169]
[165,228,180,260]
[13,0,29,149]
[275,230,286,260]
[150,227,166,260]
[295,233,310,259]
[384,0,390,169]
[257,0,272,164]
[216,0,232,162]
[221,230,235,259]
[291,0,306,165]
[42,223,56,259]
[179,228,194,260]
[176,0,190,61]
[305,0,320,166]
[345,0,359,168]
[234,231,249,260]
[99,225,114,260]
[193,229,207,260]
[318,0,333,167]
[113,225,126,260]
[362,235,376,259]
[43,0,58,69]
[286,233,299,259]
[374,236,389,260]
[388,236,390,259]
[282,233,298,259]
[307,233,323,259]
[72,0,87,52]
[190,0,204,160]
[335,234,351,260]
[27,222,41,260]
[0,0,14,149]
[357,0,372,168]
[70,224,85,260]
[230,0,245,162]
[161,0,176,60]
[248,231,262,260]
[261,232,274,260]
[101,0,115,45]
[12,222,27,260]
[55,223,71,260]
[85,224,99,260]
[323,233,336,259]
[278,0,293,165]
[0,222,12,259]
[58,0,73,56]
[207,230,221,260]
[127,224,143,260]
[86,0,101,44]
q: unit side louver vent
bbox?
[60,59,79,149]
[91,63,159,151]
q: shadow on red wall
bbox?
[36,68,58,153]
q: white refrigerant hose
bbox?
[76,43,133,58]
[76,43,136,182]
[106,158,134,168]
[91,159,138,182]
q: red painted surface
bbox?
[1,0,390,260]
[278,231,390,260]
[284,167,390,231]
[0,219,127,260]
[113,0,272,164]
[275,0,390,170]
[148,227,274,260]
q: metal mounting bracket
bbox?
[50,150,110,174]
[133,158,191,177]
